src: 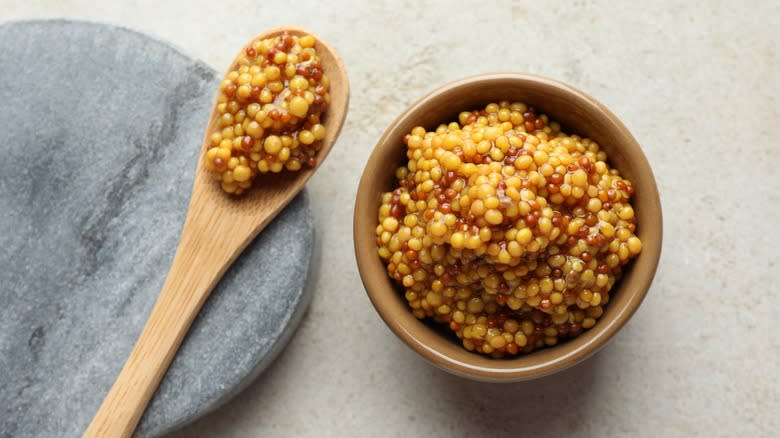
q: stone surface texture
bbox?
[0,20,314,438]
[2,1,780,437]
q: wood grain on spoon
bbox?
[83,26,349,438]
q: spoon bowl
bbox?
[84,26,349,438]
[196,26,350,221]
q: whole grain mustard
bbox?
[205,32,330,194]
[376,102,642,357]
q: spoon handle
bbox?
[83,202,237,438]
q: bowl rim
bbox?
[354,72,662,381]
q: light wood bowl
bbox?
[354,73,662,381]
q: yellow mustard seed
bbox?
[264,135,282,154]
[289,96,309,118]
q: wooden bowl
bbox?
[353,73,662,381]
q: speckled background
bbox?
[2,0,779,436]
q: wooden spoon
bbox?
[83,26,349,438]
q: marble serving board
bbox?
[0,19,314,438]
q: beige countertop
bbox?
[6,1,778,436]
